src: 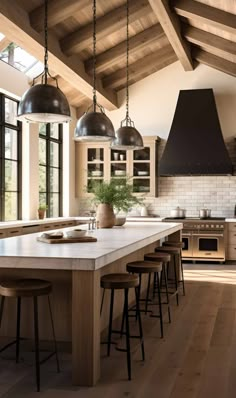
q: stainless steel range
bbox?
[164,217,226,262]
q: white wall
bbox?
[107,62,236,140]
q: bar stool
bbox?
[100,273,144,380]
[0,279,59,392]
[163,241,186,295]
[155,246,181,305]
[145,251,179,306]
[126,261,171,338]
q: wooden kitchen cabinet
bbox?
[75,136,160,198]
[226,223,236,260]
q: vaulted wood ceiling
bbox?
[0,0,235,113]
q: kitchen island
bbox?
[0,221,182,386]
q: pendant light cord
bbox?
[125,0,129,125]
[93,0,97,112]
[44,0,48,84]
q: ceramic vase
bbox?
[96,203,115,228]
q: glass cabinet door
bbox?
[86,147,104,193]
[110,149,127,178]
[132,147,151,193]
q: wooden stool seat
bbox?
[144,252,171,263]
[0,279,52,297]
[101,273,139,290]
[163,241,184,249]
[155,246,180,255]
[127,261,162,274]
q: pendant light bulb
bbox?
[111,0,143,150]
[17,0,71,123]
[74,0,115,142]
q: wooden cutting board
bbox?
[37,236,97,244]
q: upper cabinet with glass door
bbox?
[132,136,160,197]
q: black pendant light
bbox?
[17,0,71,123]
[111,0,143,150]
[74,0,115,142]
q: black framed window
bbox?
[39,123,62,217]
[0,94,22,221]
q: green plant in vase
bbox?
[38,204,48,220]
[89,177,142,228]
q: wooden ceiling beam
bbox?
[61,0,152,55]
[30,0,90,32]
[0,37,11,52]
[148,0,193,71]
[85,23,166,75]
[193,48,236,77]
[103,45,177,90]
[0,0,118,111]
[184,25,236,63]
[174,0,236,34]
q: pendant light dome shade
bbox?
[18,84,71,123]
[111,0,143,150]
[74,0,114,142]
[112,125,143,150]
[75,111,115,141]
[17,0,71,124]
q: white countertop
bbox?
[0,222,182,271]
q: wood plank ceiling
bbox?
[0,0,235,113]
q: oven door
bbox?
[192,231,225,260]
[182,232,193,258]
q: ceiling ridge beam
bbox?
[174,0,236,34]
[60,0,152,55]
[103,45,177,90]
[193,47,236,77]
[148,0,193,71]
[0,0,118,110]
[85,23,166,75]
[30,0,90,32]
[184,25,236,63]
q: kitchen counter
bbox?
[0,221,182,387]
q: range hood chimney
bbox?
[159,89,233,176]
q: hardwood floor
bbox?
[1,264,236,398]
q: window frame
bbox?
[0,93,22,221]
[39,124,63,218]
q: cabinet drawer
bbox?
[227,223,236,232]
[40,224,55,231]
[22,225,40,234]
[0,230,8,239]
[8,228,23,237]
[227,245,236,260]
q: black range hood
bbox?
[159,88,233,176]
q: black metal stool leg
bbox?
[163,263,171,323]
[100,288,105,315]
[180,256,186,295]
[124,288,131,380]
[145,273,151,314]
[156,272,163,338]
[120,298,125,338]
[135,287,145,361]
[16,297,21,363]
[0,296,5,328]
[48,296,60,373]
[33,296,40,392]
[107,289,114,357]
[173,255,179,306]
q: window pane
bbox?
[50,124,59,139]
[39,193,47,207]
[5,160,17,190]
[39,138,46,165]
[50,167,59,192]
[5,192,17,221]
[5,128,17,159]
[39,165,46,191]
[49,194,59,217]
[50,142,59,167]
[39,123,46,136]
[5,97,17,126]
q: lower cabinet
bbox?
[226,223,236,260]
